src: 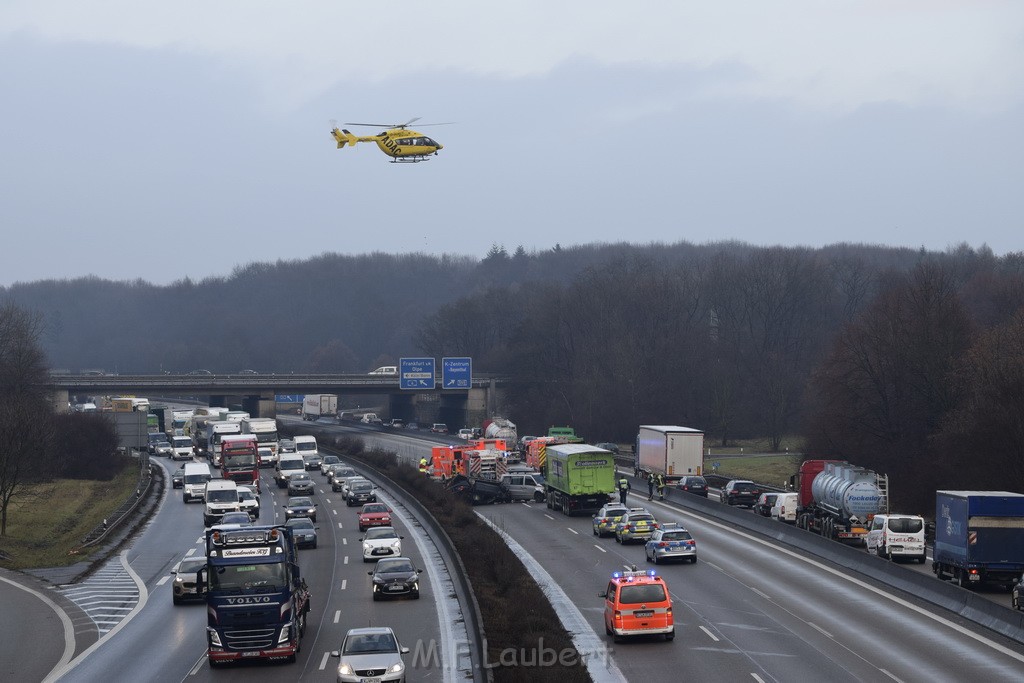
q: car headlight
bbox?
[306,508,315,513]
[278,622,293,643]
[388,661,405,674]
[338,663,354,675]
[208,628,222,646]
[362,543,371,551]
[391,541,401,549]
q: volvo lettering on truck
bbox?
[199,526,311,665]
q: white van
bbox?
[275,453,306,488]
[171,435,193,461]
[182,462,213,504]
[369,366,397,376]
[203,479,240,527]
[867,514,927,563]
[770,492,798,523]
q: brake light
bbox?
[658,542,669,548]
[623,524,631,531]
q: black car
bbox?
[368,557,423,600]
[346,480,377,506]
[676,475,709,497]
[595,442,620,454]
[284,496,318,522]
[285,517,318,549]
[171,466,185,488]
[754,492,779,517]
[723,480,761,508]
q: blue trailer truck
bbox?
[933,491,1024,590]
[199,525,311,666]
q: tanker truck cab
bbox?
[867,514,926,563]
[599,568,674,642]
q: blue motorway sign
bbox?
[400,357,436,390]
[276,395,302,403]
[442,357,472,389]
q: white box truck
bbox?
[635,425,704,484]
[301,394,338,421]
[240,417,279,466]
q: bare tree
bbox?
[0,303,54,535]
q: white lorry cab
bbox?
[182,462,212,504]
[275,453,306,489]
[867,514,927,563]
[171,435,194,461]
[203,479,240,527]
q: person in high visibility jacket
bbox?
[419,457,429,474]
[617,476,630,505]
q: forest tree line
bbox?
[4,240,1023,511]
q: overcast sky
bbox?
[1,1,1021,286]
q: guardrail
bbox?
[76,454,156,550]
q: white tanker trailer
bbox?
[792,460,889,544]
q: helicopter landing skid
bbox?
[390,156,429,163]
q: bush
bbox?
[51,412,127,480]
[331,439,591,682]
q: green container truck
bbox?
[543,443,617,515]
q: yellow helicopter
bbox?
[330,118,448,163]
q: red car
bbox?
[357,503,393,532]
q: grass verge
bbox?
[0,464,139,570]
[706,454,802,488]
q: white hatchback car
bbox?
[360,526,404,562]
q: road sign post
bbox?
[400,358,436,390]
[441,357,472,389]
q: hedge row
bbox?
[329,435,592,683]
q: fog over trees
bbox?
[4,240,1023,510]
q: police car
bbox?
[592,504,630,538]
[599,567,674,642]
[614,508,660,544]
[644,523,697,564]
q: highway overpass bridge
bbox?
[48,373,510,427]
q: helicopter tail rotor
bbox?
[330,127,359,149]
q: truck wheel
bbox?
[298,611,306,637]
[957,570,969,588]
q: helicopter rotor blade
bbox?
[344,122,397,128]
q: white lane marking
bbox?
[156,576,171,586]
[1,575,76,681]
[333,509,338,516]
[751,675,766,683]
[668,505,1024,666]
[340,579,347,590]
[44,550,150,682]
[567,528,579,535]
[809,622,834,639]
[700,625,720,642]
[319,651,330,670]
[195,536,203,544]
[338,523,344,529]
[477,514,627,683]
[880,669,905,683]
[544,514,555,520]
[593,545,607,553]
[185,548,196,557]
[749,587,771,600]
[188,654,206,676]
[325,498,332,504]
[333,610,341,624]
[343,556,349,565]
[342,538,347,545]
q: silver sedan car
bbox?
[644,523,697,564]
